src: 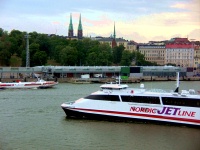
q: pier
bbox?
[0,66,199,83]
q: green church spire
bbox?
[69,13,73,31]
[77,13,83,39]
[113,22,116,39]
[78,14,82,30]
[112,22,117,48]
[68,13,74,38]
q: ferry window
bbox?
[162,97,200,108]
[101,88,121,90]
[85,95,120,101]
[121,96,160,104]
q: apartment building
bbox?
[194,45,200,69]
[96,36,128,47]
[165,38,194,67]
[138,44,166,65]
[96,36,137,51]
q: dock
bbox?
[1,76,199,84]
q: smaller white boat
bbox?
[0,78,58,89]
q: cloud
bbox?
[83,2,200,43]
[187,29,200,41]
[83,15,113,27]
[171,0,200,11]
[52,21,60,25]
[170,3,186,9]
[114,1,200,42]
[0,0,199,43]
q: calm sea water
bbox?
[0,81,200,150]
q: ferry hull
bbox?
[0,81,58,89]
[61,107,200,127]
[61,73,200,127]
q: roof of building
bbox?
[139,44,165,47]
[166,43,193,48]
[168,37,190,43]
[97,37,128,42]
[128,40,138,45]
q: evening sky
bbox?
[1,0,199,42]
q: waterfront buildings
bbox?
[96,36,199,68]
[65,14,199,68]
[96,37,137,51]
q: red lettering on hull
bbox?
[130,106,196,118]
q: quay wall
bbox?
[1,76,200,83]
[0,66,199,83]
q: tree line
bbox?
[0,28,157,67]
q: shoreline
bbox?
[1,76,200,83]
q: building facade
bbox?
[138,45,166,65]
[96,36,137,51]
[126,41,137,52]
[97,37,128,48]
[165,38,194,67]
[194,45,200,69]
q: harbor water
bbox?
[0,81,200,150]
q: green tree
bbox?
[35,34,50,56]
[132,51,145,66]
[59,46,78,65]
[120,50,132,66]
[0,31,12,66]
[9,30,25,56]
[86,52,98,66]
[29,31,38,42]
[49,36,69,60]
[32,51,48,66]
[54,45,66,63]
[0,48,11,66]
[132,51,158,66]
[21,43,40,66]
[113,45,125,65]
[97,43,112,66]
[0,28,3,37]
[77,41,85,66]
[76,38,100,66]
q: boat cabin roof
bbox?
[100,84,128,90]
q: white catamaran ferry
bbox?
[61,73,200,126]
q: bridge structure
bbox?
[0,66,199,83]
[0,65,193,80]
[0,66,121,79]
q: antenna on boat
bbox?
[174,72,179,93]
[34,73,40,81]
[118,75,121,85]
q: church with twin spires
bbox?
[67,13,83,40]
[67,13,137,51]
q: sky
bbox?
[1,0,200,43]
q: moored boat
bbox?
[72,79,91,84]
[61,73,200,126]
[0,78,58,89]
